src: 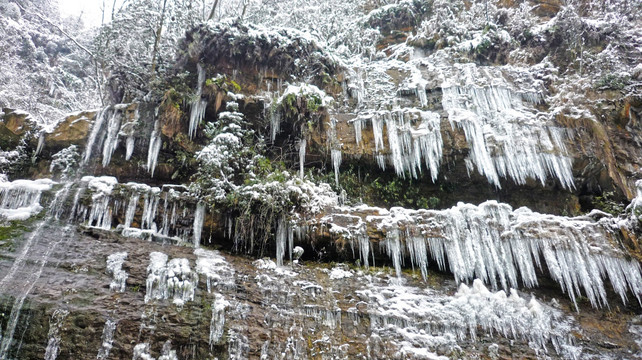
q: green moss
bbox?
[208,74,242,93]
[592,191,626,216]
[317,165,441,210]
[594,74,631,91]
[0,213,43,251]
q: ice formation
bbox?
[101,107,123,167]
[145,252,198,306]
[96,319,116,360]
[195,248,234,293]
[72,179,201,242]
[82,108,109,165]
[430,63,574,189]
[209,294,230,346]
[322,200,642,310]
[82,176,118,229]
[107,252,128,292]
[145,252,169,303]
[44,309,69,360]
[147,119,162,177]
[298,138,306,179]
[358,279,580,358]
[189,63,208,139]
[0,178,55,220]
[193,202,206,248]
[355,109,443,181]
[331,148,342,186]
[81,104,135,167]
[132,343,154,360]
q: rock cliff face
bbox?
[1,0,642,359]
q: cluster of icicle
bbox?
[442,85,574,189]
[253,258,578,358]
[0,178,55,220]
[106,252,128,292]
[145,252,198,306]
[352,108,443,181]
[323,200,642,310]
[82,104,139,167]
[80,103,164,178]
[132,341,179,360]
[344,63,575,189]
[71,176,205,246]
[358,278,581,359]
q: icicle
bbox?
[147,120,162,177]
[124,193,139,228]
[382,229,403,278]
[125,136,135,161]
[270,110,281,142]
[44,309,69,360]
[298,139,306,179]
[358,234,371,269]
[332,200,642,309]
[145,252,168,303]
[107,252,128,292]
[331,149,342,187]
[101,110,122,167]
[189,63,208,139]
[442,83,574,189]
[193,202,206,248]
[353,118,363,145]
[141,188,160,230]
[96,319,116,360]
[379,109,443,180]
[416,83,427,107]
[83,107,109,165]
[35,132,45,156]
[209,294,229,346]
[372,116,384,152]
[276,217,287,267]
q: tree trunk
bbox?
[240,0,248,21]
[150,0,168,78]
[207,0,219,20]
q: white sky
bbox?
[58,0,125,27]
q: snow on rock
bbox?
[329,266,354,280]
[253,258,297,277]
[276,83,332,107]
